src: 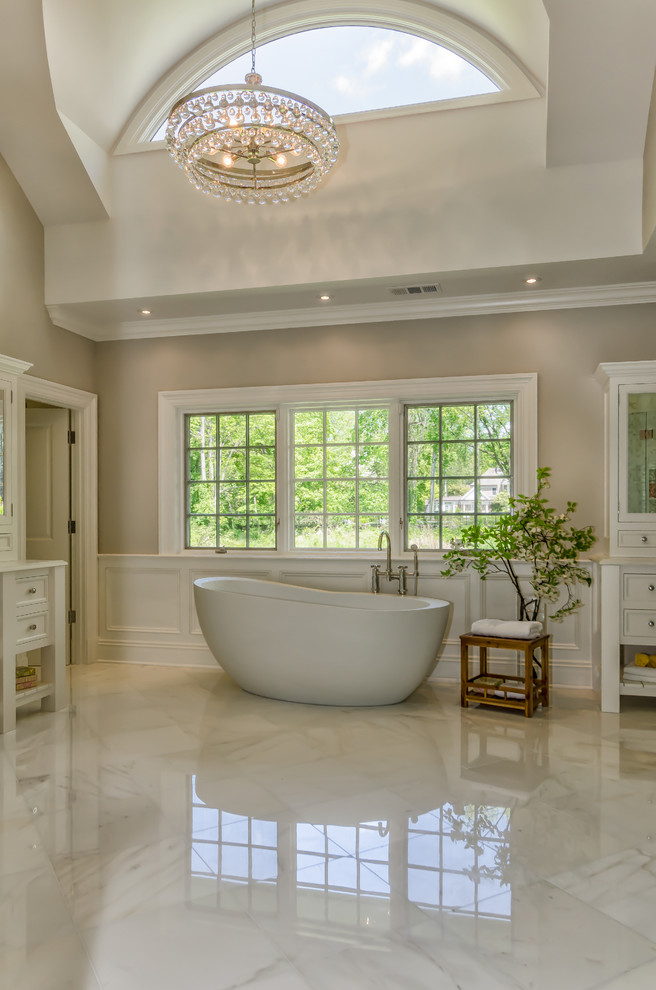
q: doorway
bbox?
[19,377,98,667]
[25,402,74,663]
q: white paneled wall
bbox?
[97,555,599,689]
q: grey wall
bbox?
[0,155,95,390]
[95,303,656,554]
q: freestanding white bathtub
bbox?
[193,576,451,706]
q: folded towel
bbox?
[470,618,543,639]
[623,663,656,683]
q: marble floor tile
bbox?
[0,867,101,990]
[2,666,656,988]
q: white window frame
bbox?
[159,373,537,557]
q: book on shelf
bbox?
[16,677,38,691]
[16,665,37,678]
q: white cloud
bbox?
[363,38,395,77]
[333,74,358,95]
[331,38,395,97]
[397,38,466,80]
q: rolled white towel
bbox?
[471,618,543,639]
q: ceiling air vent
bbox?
[390,284,442,296]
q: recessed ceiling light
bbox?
[319,294,331,301]
[523,276,541,285]
[139,309,152,315]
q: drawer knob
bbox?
[28,623,37,631]
[28,588,37,594]
[642,536,649,543]
[649,586,655,592]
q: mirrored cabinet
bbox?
[596,361,656,711]
[624,389,656,516]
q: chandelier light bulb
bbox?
[165,0,339,205]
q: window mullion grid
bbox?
[510,399,516,499]
[355,407,361,551]
[387,399,402,555]
[278,407,291,553]
[401,404,408,552]
[244,414,251,549]
[438,405,444,551]
[216,415,223,548]
[183,414,191,548]
[474,403,479,533]
[322,409,328,550]
[212,417,219,546]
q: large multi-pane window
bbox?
[406,402,512,549]
[186,411,277,549]
[292,407,389,549]
[170,377,531,554]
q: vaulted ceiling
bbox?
[1,0,655,340]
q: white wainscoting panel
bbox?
[104,566,183,634]
[279,570,369,592]
[97,555,599,688]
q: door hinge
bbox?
[68,610,77,624]
[68,430,76,444]
[68,520,77,534]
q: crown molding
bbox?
[595,360,656,386]
[0,353,33,376]
[46,281,656,342]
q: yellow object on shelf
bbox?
[635,653,650,667]
[650,655,656,668]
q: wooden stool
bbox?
[460,633,550,717]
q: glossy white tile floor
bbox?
[1,664,656,990]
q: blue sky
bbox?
[158,26,497,136]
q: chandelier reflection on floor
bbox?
[165,0,340,205]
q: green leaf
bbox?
[441,466,595,621]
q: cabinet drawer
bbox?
[623,573,656,605]
[15,573,49,609]
[623,609,656,640]
[16,611,49,645]
[618,530,656,549]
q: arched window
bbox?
[116,2,540,154]
[151,26,498,140]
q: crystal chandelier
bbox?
[165,0,339,205]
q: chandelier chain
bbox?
[251,0,257,75]
[165,0,339,204]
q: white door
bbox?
[25,406,72,661]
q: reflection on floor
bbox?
[1,664,656,989]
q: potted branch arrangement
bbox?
[441,467,595,624]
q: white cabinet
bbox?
[0,354,70,731]
[596,361,656,710]
[600,559,656,711]
[0,560,67,733]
